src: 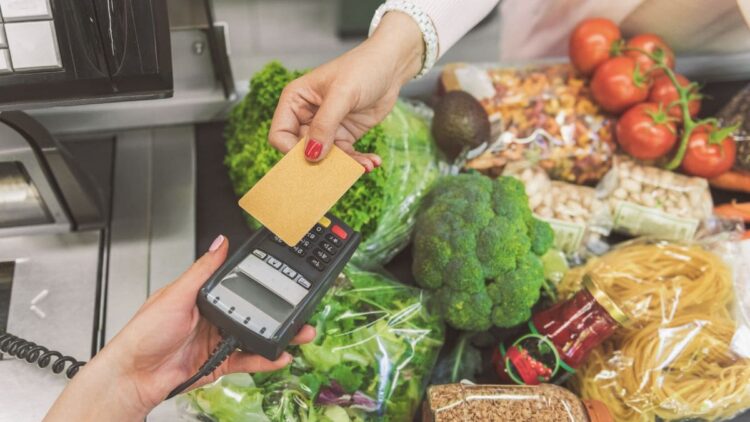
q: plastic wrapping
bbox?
[351,100,443,269]
[226,65,441,270]
[599,156,713,240]
[424,383,610,422]
[180,267,445,422]
[558,239,750,421]
[503,161,612,255]
[440,63,615,185]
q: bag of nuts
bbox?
[503,161,612,255]
[598,156,713,240]
[440,63,615,185]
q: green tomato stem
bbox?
[619,45,715,170]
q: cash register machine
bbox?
[0,0,171,420]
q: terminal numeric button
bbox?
[307,257,326,271]
[320,241,336,255]
[313,249,331,263]
[325,234,342,247]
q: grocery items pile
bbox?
[187,16,750,422]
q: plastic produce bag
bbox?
[557,239,750,421]
[440,63,615,185]
[351,101,443,269]
[424,382,611,422]
[502,161,612,255]
[224,60,441,270]
[598,155,713,240]
[179,267,445,422]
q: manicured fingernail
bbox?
[373,157,382,167]
[305,139,322,159]
[208,235,224,252]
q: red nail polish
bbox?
[305,140,322,159]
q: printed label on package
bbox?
[538,216,585,253]
[614,202,699,240]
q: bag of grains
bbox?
[423,382,612,422]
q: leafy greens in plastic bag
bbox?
[225,62,442,269]
[181,267,444,422]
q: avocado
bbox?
[431,91,490,159]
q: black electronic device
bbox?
[197,213,360,361]
[0,0,172,110]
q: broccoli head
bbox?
[412,174,554,330]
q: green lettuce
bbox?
[224,62,441,268]
[182,267,444,422]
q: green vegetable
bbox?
[184,374,270,422]
[412,173,554,331]
[224,62,441,268]
[430,332,482,385]
[183,267,444,422]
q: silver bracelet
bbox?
[369,0,439,79]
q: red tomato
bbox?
[648,74,700,121]
[625,34,675,77]
[616,102,677,160]
[569,18,621,75]
[681,129,736,178]
[591,57,650,114]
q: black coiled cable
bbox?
[0,332,86,379]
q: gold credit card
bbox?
[238,141,364,245]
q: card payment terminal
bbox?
[197,213,360,361]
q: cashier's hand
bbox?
[44,235,316,422]
[268,11,424,170]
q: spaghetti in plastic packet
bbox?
[440,63,615,185]
[178,267,444,422]
[557,238,750,421]
[502,161,612,256]
[598,155,713,240]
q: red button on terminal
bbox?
[331,225,348,240]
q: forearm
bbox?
[365,11,425,86]
[44,349,149,422]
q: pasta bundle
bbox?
[559,241,750,421]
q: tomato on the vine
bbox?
[649,74,700,121]
[616,102,677,160]
[569,18,621,75]
[681,128,736,178]
[591,56,650,114]
[625,34,675,77]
